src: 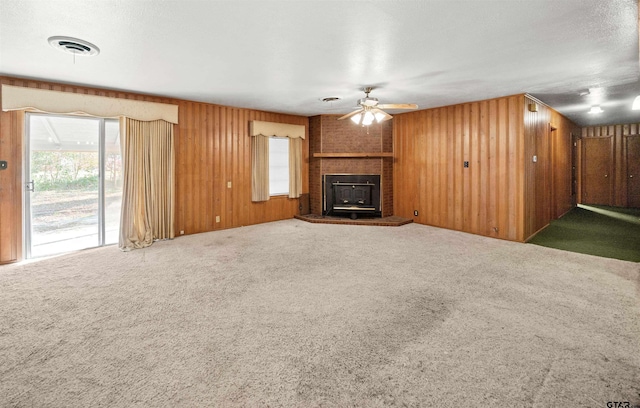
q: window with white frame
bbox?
[269,137,289,196]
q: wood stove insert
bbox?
[323,174,381,219]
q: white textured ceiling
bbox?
[0,0,638,126]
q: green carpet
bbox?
[528,204,640,262]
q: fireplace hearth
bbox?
[323,174,381,219]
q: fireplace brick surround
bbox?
[308,115,393,217]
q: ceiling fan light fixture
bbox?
[338,87,417,125]
[588,105,603,114]
[362,111,375,126]
[374,112,387,122]
[350,113,362,124]
[632,95,640,110]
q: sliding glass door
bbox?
[25,113,122,258]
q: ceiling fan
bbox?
[338,87,418,126]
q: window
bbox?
[269,137,289,195]
[250,120,303,202]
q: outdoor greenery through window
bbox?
[269,137,289,196]
[31,150,121,192]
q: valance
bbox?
[250,120,305,139]
[1,85,179,124]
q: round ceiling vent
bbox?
[48,36,100,56]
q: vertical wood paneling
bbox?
[226,108,234,228]
[218,106,227,229]
[478,100,489,235]
[213,106,222,230]
[174,103,183,234]
[522,96,579,240]
[497,98,508,237]
[453,105,463,231]
[462,104,471,232]
[393,94,525,241]
[425,111,432,221]
[204,105,214,231]
[0,76,308,262]
[174,102,309,233]
[238,109,247,226]
[549,110,575,218]
[188,102,199,232]
[0,109,22,263]
[508,101,521,239]
[487,99,498,237]
[469,103,479,234]
[438,108,447,227]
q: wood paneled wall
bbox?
[0,76,308,263]
[394,95,525,241]
[580,123,640,207]
[394,94,578,242]
[0,108,23,263]
[523,99,551,236]
[523,96,579,239]
[549,108,579,219]
[177,101,308,233]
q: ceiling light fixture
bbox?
[632,96,640,110]
[349,107,387,126]
[48,36,100,56]
[588,105,604,114]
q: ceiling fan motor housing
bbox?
[358,97,379,107]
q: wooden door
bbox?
[582,137,613,205]
[627,135,640,208]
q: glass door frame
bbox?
[24,112,115,258]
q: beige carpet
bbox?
[1,220,639,407]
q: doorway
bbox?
[24,114,122,258]
[627,135,640,208]
[532,122,552,232]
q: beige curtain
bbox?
[288,137,302,198]
[251,134,270,202]
[119,118,175,251]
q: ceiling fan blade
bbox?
[338,109,364,121]
[377,103,418,110]
[371,108,393,122]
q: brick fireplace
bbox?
[308,115,393,217]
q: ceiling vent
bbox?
[48,36,100,56]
